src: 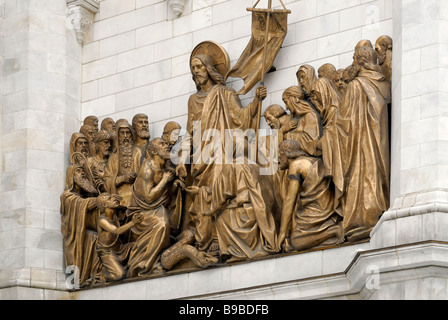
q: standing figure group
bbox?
[60,35,393,287]
[270,36,392,252]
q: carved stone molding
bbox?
[66,0,99,45]
[168,0,187,17]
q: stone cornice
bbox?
[4,241,447,300]
[372,202,448,236]
[67,0,100,12]
[66,0,100,45]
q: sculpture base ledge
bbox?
[2,240,448,300]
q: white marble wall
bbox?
[8,0,448,300]
[75,0,448,300]
[0,0,81,290]
[81,0,393,137]
[3,241,447,300]
[388,0,448,208]
[371,0,448,249]
[0,0,394,298]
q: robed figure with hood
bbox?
[60,164,103,286]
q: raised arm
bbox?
[99,213,143,236]
[246,85,268,117]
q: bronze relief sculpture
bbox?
[339,46,391,242]
[60,1,392,287]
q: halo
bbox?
[190,41,231,80]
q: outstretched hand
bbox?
[132,212,144,225]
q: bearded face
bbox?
[298,71,312,96]
[334,71,347,92]
[191,58,210,88]
[278,151,289,171]
[73,167,97,194]
[148,139,171,161]
[264,113,280,130]
[75,137,89,156]
[118,127,133,146]
[85,116,99,131]
[134,117,150,140]
[156,140,172,160]
[97,139,112,158]
[90,119,99,132]
[167,129,181,146]
[102,119,116,132]
[118,127,134,171]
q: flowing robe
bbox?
[288,112,322,157]
[186,84,260,250]
[125,165,173,278]
[285,99,323,157]
[289,158,343,251]
[103,148,142,208]
[60,191,102,286]
[311,78,349,215]
[187,84,256,187]
[193,163,278,262]
[341,69,391,242]
[275,109,323,225]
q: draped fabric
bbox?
[311,78,348,215]
[202,163,278,261]
[298,64,317,95]
[290,158,343,251]
[103,148,142,208]
[125,184,171,278]
[341,69,391,242]
[103,120,142,208]
[60,191,102,286]
[186,84,258,250]
[226,11,288,95]
[285,99,323,157]
[187,84,256,188]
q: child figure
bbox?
[96,193,143,282]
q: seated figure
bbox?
[186,160,278,263]
[125,138,183,277]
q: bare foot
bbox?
[207,241,220,255]
[191,250,218,268]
